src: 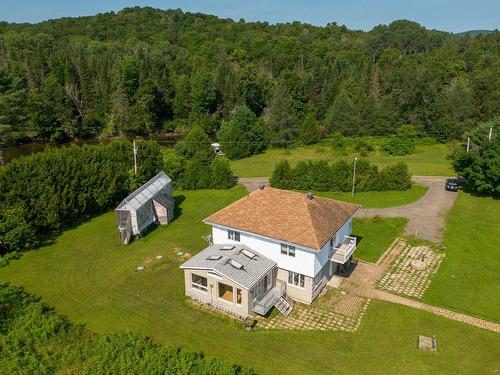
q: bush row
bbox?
[270,159,412,192]
[0,141,162,252]
[0,284,253,374]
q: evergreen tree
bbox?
[218,105,266,159]
[265,83,297,146]
[299,113,322,145]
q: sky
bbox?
[1,0,499,33]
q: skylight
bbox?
[207,255,222,261]
[228,259,243,269]
[220,245,235,251]
[241,248,256,259]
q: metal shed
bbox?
[115,171,174,244]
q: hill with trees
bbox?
[0,7,499,145]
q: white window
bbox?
[228,230,240,241]
[281,243,295,257]
[191,273,208,292]
[288,271,305,288]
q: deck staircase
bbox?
[274,293,294,316]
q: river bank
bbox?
[0,133,184,165]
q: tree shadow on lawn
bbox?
[31,195,187,253]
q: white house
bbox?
[180,187,360,317]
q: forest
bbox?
[0,7,499,146]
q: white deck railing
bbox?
[252,280,286,315]
[330,235,357,264]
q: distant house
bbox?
[180,187,360,317]
[115,171,175,244]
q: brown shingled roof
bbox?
[204,187,360,251]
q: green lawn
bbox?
[0,187,498,373]
[231,143,453,177]
[315,184,428,208]
[353,217,408,263]
[423,193,500,322]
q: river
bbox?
[0,134,183,165]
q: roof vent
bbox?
[259,184,265,190]
[307,192,314,200]
[220,245,235,251]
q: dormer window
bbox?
[228,230,240,241]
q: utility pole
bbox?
[133,139,138,175]
[466,137,470,153]
[351,157,358,198]
[488,126,493,141]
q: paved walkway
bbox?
[341,239,500,333]
[238,176,458,243]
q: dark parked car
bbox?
[445,178,459,191]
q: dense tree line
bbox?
[450,118,499,197]
[270,159,412,192]
[0,7,499,145]
[0,284,253,374]
[164,126,236,189]
[0,141,162,251]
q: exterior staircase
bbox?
[274,293,294,316]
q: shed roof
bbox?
[180,244,276,290]
[117,171,171,211]
[205,187,360,251]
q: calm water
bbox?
[0,134,183,165]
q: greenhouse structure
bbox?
[115,171,175,244]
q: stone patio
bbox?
[257,291,371,332]
[378,245,443,298]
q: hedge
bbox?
[270,159,411,192]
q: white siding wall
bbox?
[211,217,354,279]
[212,225,317,277]
[313,218,353,275]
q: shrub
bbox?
[377,162,412,190]
[383,125,416,155]
[270,160,293,189]
[354,139,374,156]
[210,157,236,189]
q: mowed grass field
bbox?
[0,187,499,373]
[315,184,428,208]
[353,217,408,263]
[231,143,453,177]
[423,193,500,322]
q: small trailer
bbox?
[211,142,225,156]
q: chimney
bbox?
[307,192,314,200]
[259,184,265,190]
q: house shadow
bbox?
[172,194,186,221]
[335,259,358,278]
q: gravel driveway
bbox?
[355,176,458,243]
[238,176,458,243]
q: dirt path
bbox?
[356,176,458,243]
[238,176,458,243]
